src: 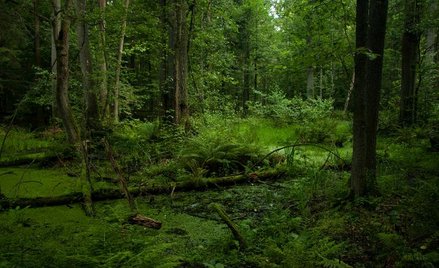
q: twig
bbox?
[103,138,136,212]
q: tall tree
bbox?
[113,0,130,123]
[399,0,422,126]
[75,0,100,129]
[33,0,41,67]
[51,0,61,118]
[171,0,189,126]
[52,0,80,144]
[97,0,109,119]
[351,0,389,197]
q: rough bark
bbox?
[51,0,61,118]
[75,0,100,129]
[52,0,80,144]
[351,0,369,197]
[363,0,388,179]
[172,0,190,126]
[351,0,389,197]
[399,0,421,127]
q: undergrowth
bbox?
[0,116,438,267]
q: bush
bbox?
[179,138,261,177]
[247,90,334,124]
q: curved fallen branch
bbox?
[0,168,286,210]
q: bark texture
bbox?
[351,0,388,197]
[399,0,421,126]
[75,0,100,129]
[172,0,190,126]
[52,0,80,144]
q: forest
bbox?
[0,0,438,267]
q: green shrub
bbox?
[247,90,334,124]
[179,139,261,177]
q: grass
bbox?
[0,127,63,165]
[0,199,231,267]
[0,116,438,267]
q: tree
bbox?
[172,0,189,126]
[350,0,389,197]
[51,0,80,144]
[75,0,100,129]
[113,0,130,123]
[399,0,422,126]
[97,0,109,120]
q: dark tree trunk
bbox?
[364,0,389,179]
[33,0,41,67]
[351,0,369,197]
[75,0,100,129]
[97,0,109,120]
[160,0,174,119]
[399,0,421,127]
[51,0,61,119]
[350,0,388,197]
[172,0,189,126]
[52,0,80,144]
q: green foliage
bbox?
[294,118,351,146]
[179,138,261,177]
[0,127,52,156]
[110,120,162,174]
[247,90,335,124]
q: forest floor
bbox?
[0,117,438,267]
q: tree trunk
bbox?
[98,0,109,120]
[424,2,437,118]
[343,71,355,114]
[364,0,388,180]
[75,0,100,129]
[51,0,61,119]
[33,0,41,67]
[399,0,421,127]
[172,0,189,126]
[351,0,388,197]
[113,0,130,123]
[52,0,80,144]
[52,0,94,215]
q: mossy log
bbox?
[211,203,246,250]
[128,213,162,229]
[0,168,286,210]
[0,154,59,167]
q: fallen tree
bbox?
[0,168,286,210]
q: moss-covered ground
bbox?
[0,117,438,267]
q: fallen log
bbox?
[128,213,162,229]
[211,203,246,250]
[0,168,286,210]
